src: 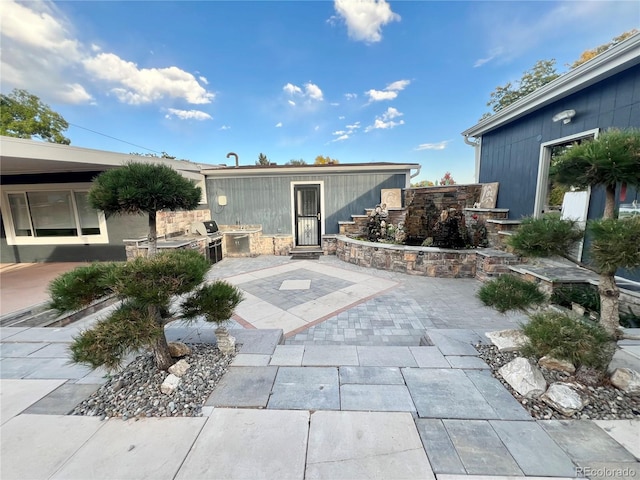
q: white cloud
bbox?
[415,140,450,151]
[332,0,400,43]
[333,130,346,135]
[283,83,303,95]
[84,53,213,105]
[199,75,209,85]
[288,100,296,106]
[314,125,320,131]
[0,0,215,109]
[219,125,230,130]
[344,93,358,100]
[305,82,323,101]
[339,115,346,120]
[365,107,404,132]
[330,102,340,106]
[365,89,398,102]
[346,122,361,130]
[165,108,212,121]
[331,120,361,142]
[275,122,283,127]
[365,79,410,102]
[332,134,349,142]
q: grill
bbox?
[191,221,223,264]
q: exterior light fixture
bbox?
[552,109,576,124]
[218,195,227,206]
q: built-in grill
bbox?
[191,221,223,264]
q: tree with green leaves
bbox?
[550,128,640,335]
[569,29,638,69]
[256,153,270,165]
[0,88,70,144]
[88,162,201,257]
[285,158,307,166]
[50,250,244,370]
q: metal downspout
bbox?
[463,135,481,183]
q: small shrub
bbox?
[477,275,546,313]
[521,311,614,371]
[550,284,600,313]
[588,217,640,274]
[49,262,120,313]
[620,307,640,328]
[508,214,584,258]
[181,281,244,326]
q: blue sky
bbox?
[2,1,638,184]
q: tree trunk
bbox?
[152,334,175,371]
[603,185,616,220]
[598,273,620,338]
[148,304,174,370]
[148,211,158,258]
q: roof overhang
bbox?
[201,162,421,178]
[0,136,216,181]
[462,33,640,139]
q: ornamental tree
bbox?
[89,162,201,257]
[51,250,243,370]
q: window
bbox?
[2,184,109,245]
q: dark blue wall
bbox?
[479,63,640,219]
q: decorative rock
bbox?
[485,329,528,352]
[538,356,576,374]
[168,359,191,377]
[499,357,547,398]
[541,382,589,415]
[610,368,640,395]
[215,327,236,356]
[160,374,181,395]
[168,341,191,357]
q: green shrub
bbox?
[48,262,120,313]
[521,311,614,371]
[477,275,546,313]
[588,217,640,274]
[508,214,584,257]
[620,307,640,329]
[550,284,600,312]
[181,281,244,326]
[70,303,162,371]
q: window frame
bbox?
[1,183,109,245]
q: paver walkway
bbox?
[1,256,639,479]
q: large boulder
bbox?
[168,341,191,358]
[485,329,528,352]
[610,368,640,395]
[499,357,547,398]
[541,382,589,415]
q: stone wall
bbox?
[157,209,211,237]
[335,235,477,278]
[403,185,483,243]
[256,235,294,255]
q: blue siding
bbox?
[479,64,640,219]
[206,172,406,234]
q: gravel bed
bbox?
[72,344,235,420]
[476,344,640,420]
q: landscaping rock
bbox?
[160,374,181,395]
[499,357,547,398]
[485,329,528,352]
[610,368,640,395]
[541,382,589,415]
[168,359,190,377]
[168,341,191,357]
[216,328,236,356]
[539,356,576,374]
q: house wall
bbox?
[205,172,407,235]
[478,63,640,219]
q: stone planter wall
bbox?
[335,235,477,278]
[157,209,211,237]
[256,235,294,256]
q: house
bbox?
[1,136,419,262]
[199,162,420,256]
[0,136,214,263]
[461,33,639,279]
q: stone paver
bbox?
[205,366,277,408]
[593,419,640,459]
[357,345,418,367]
[446,355,490,369]
[409,346,450,368]
[0,414,104,479]
[302,345,358,366]
[230,353,271,366]
[402,368,497,419]
[339,366,405,385]
[340,384,416,411]
[269,345,305,366]
[539,420,638,464]
[443,419,524,476]
[490,420,577,477]
[415,419,466,474]
[306,411,434,479]
[52,417,207,480]
[24,382,100,415]
[0,378,66,424]
[1,342,49,357]
[268,366,339,410]
[464,370,532,421]
[176,409,309,480]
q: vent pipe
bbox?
[226,152,239,167]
